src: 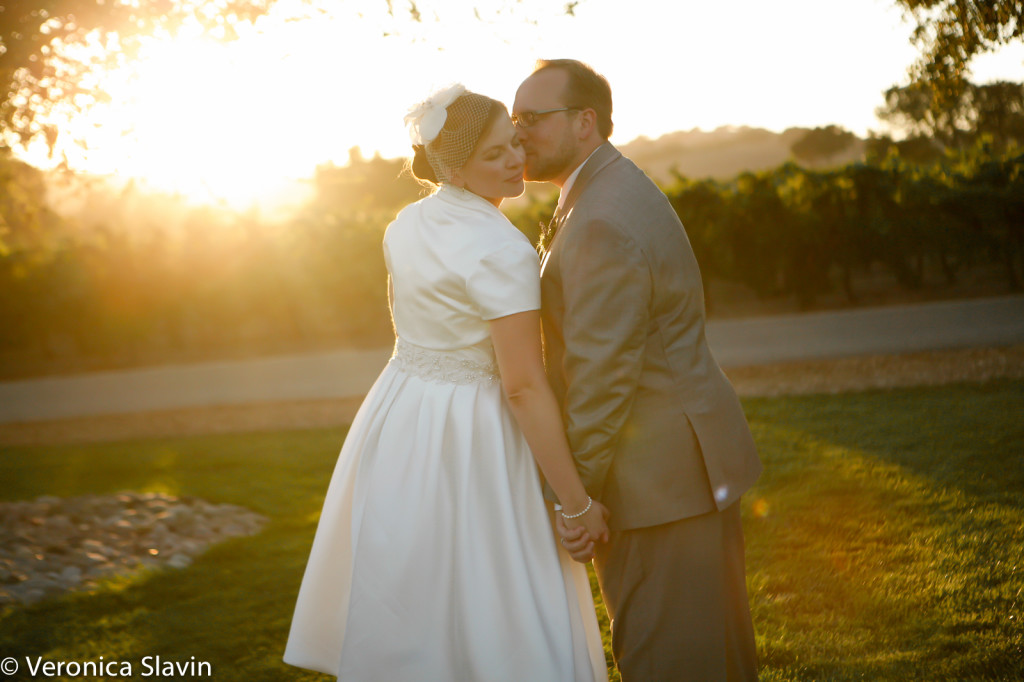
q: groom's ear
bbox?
[575,108,599,141]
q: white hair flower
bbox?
[404,84,467,146]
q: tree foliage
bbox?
[2,143,1022,376]
[311,148,425,216]
[972,80,1024,151]
[878,79,1024,151]
[895,0,1024,106]
[0,0,276,148]
[660,148,1024,309]
[864,133,946,165]
[0,148,62,254]
[877,79,971,146]
[0,0,585,152]
[790,125,858,166]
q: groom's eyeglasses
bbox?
[511,107,579,129]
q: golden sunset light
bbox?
[14,0,1020,211]
[1,3,1023,678]
[15,0,564,209]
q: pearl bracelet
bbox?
[560,496,593,520]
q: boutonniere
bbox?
[537,213,560,256]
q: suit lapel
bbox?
[558,142,620,223]
[539,143,621,263]
[540,142,618,266]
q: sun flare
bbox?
[28,4,417,211]
[15,0,1023,215]
[19,1,573,212]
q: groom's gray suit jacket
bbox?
[540,142,762,531]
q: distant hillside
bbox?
[514,125,867,206]
[618,126,866,183]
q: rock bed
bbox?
[0,491,266,606]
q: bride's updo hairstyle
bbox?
[406,85,505,185]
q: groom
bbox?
[513,59,762,681]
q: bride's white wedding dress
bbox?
[283,185,607,682]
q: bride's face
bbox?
[453,112,525,207]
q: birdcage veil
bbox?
[406,84,502,183]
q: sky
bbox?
[21,0,1024,209]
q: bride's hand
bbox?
[564,499,610,547]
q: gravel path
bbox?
[6,296,1022,424]
[723,344,1024,396]
[2,344,1021,447]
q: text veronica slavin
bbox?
[25,655,212,677]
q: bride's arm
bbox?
[490,310,609,543]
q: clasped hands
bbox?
[557,499,610,563]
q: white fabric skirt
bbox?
[283,350,607,681]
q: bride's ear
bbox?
[450,169,466,189]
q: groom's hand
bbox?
[557,520,593,563]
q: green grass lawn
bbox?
[1,381,1022,681]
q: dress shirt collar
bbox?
[557,147,602,214]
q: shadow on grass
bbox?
[744,379,1024,505]
[741,380,1024,681]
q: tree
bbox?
[865,132,947,165]
[877,78,1024,152]
[0,0,276,150]
[665,174,728,309]
[2,1,583,153]
[876,80,973,147]
[310,153,424,215]
[772,164,837,307]
[0,148,62,253]
[790,125,858,166]
[895,0,1024,108]
[723,171,792,297]
[970,80,1024,152]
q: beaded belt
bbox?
[390,338,500,385]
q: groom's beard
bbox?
[524,134,577,182]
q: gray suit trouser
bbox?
[594,501,758,681]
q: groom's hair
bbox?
[533,59,613,139]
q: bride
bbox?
[282,84,610,681]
